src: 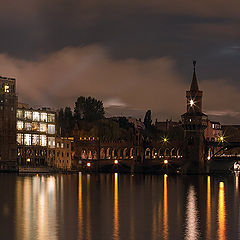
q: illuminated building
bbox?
[55,137,73,170]
[16,103,56,166]
[205,120,223,142]
[0,76,18,170]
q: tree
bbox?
[144,110,152,129]
[74,96,105,123]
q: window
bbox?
[67,144,69,149]
[48,137,55,149]
[48,124,55,134]
[61,143,64,148]
[32,122,39,131]
[40,123,47,132]
[40,135,47,146]
[24,134,31,146]
[17,133,23,145]
[33,112,40,121]
[57,142,60,148]
[25,122,32,131]
[17,110,23,119]
[48,113,55,122]
[62,152,64,157]
[24,111,32,120]
[40,112,47,122]
[67,152,69,157]
[4,84,10,93]
[17,121,24,130]
[32,134,39,145]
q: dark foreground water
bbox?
[0,173,240,240]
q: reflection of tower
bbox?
[181,62,208,173]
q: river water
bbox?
[0,173,239,240]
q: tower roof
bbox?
[190,60,199,91]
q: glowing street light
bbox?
[164,159,168,164]
[207,156,211,161]
[114,160,118,165]
[87,162,91,167]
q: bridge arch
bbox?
[165,148,170,157]
[145,148,151,159]
[100,148,105,159]
[81,149,87,159]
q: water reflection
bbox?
[163,174,168,240]
[206,176,211,240]
[218,182,226,240]
[1,173,239,240]
[86,174,91,240]
[113,173,120,240]
[16,176,57,240]
[185,185,200,240]
[78,173,83,240]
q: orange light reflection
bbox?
[218,182,226,240]
[113,173,120,240]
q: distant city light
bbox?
[87,162,91,167]
[26,158,31,162]
[114,160,118,164]
[207,156,211,160]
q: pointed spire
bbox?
[190,60,199,91]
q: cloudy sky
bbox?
[1,0,240,123]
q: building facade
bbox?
[16,104,56,166]
[0,76,18,170]
[204,120,222,142]
[55,137,73,170]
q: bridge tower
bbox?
[181,61,208,173]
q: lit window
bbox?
[61,143,64,148]
[24,111,32,120]
[48,137,55,149]
[32,134,40,145]
[17,110,24,119]
[48,124,55,134]
[25,122,32,131]
[40,123,47,132]
[17,133,23,145]
[24,134,31,146]
[48,113,55,122]
[17,121,24,130]
[40,112,47,122]
[33,112,40,121]
[4,84,10,93]
[40,135,47,146]
[32,122,39,131]
[57,142,60,148]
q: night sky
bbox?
[1,0,240,123]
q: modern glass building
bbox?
[16,103,56,166]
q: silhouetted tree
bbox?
[144,110,152,129]
[74,96,105,123]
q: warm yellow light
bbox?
[87,162,91,167]
[190,99,194,107]
[26,158,31,162]
[207,156,211,160]
[219,182,224,190]
[220,136,224,142]
[114,160,118,164]
[164,138,167,142]
[164,159,168,164]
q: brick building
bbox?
[0,76,18,170]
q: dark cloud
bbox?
[0,1,240,123]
